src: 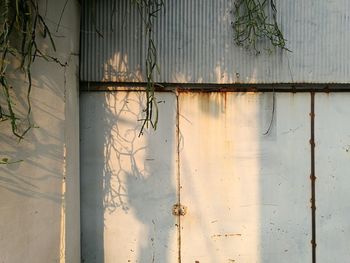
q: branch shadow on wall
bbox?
[80,91,177,263]
[0,64,69,203]
[79,1,309,262]
[0,58,74,262]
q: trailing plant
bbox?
[232,0,289,53]
[133,0,164,136]
[0,0,56,140]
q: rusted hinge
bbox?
[172,204,187,216]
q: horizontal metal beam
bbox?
[80,81,350,93]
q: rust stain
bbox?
[172,204,187,216]
[323,85,330,93]
[221,92,227,113]
[198,92,211,113]
[211,233,242,238]
[192,91,230,117]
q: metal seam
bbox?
[175,90,182,263]
[80,82,350,93]
[310,92,317,263]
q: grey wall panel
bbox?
[316,94,350,262]
[81,0,350,83]
[80,91,178,263]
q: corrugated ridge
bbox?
[80,0,143,82]
[80,0,350,84]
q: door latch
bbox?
[172,203,187,216]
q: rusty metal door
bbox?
[81,91,314,262]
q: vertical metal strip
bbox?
[175,90,182,263]
[310,92,316,263]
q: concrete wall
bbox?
[0,1,80,262]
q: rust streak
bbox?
[222,91,227,111]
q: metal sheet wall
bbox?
[80,92,179,262]
[315,94,350,262]
[81,0,350,83]
[179,92,311,262]
[80,91,312,262]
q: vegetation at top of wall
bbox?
[133,0,287,134]
[0,0,56,141]
[232,0,289,53]
[134,0,287,135]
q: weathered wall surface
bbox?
[315,93,350,263]
[0,1,80,262]
[80,92,179,263]
[80,91,312,262]
[81,0,350,84]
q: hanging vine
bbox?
[0,0,62,164]
[133,0,164,136]
[0,0,288,158]
[232,0,289,53]
[0,0,57,141]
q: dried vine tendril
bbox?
[232,0,289,53]
[0,0,56,140]
[133,0,164,136]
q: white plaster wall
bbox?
[0,0,80,262]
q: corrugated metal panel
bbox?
[81,0,350,83]
[80,0,144,82]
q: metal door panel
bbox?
[315,93,350,262]
[178,92,311,262]
[80,92,178,263]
